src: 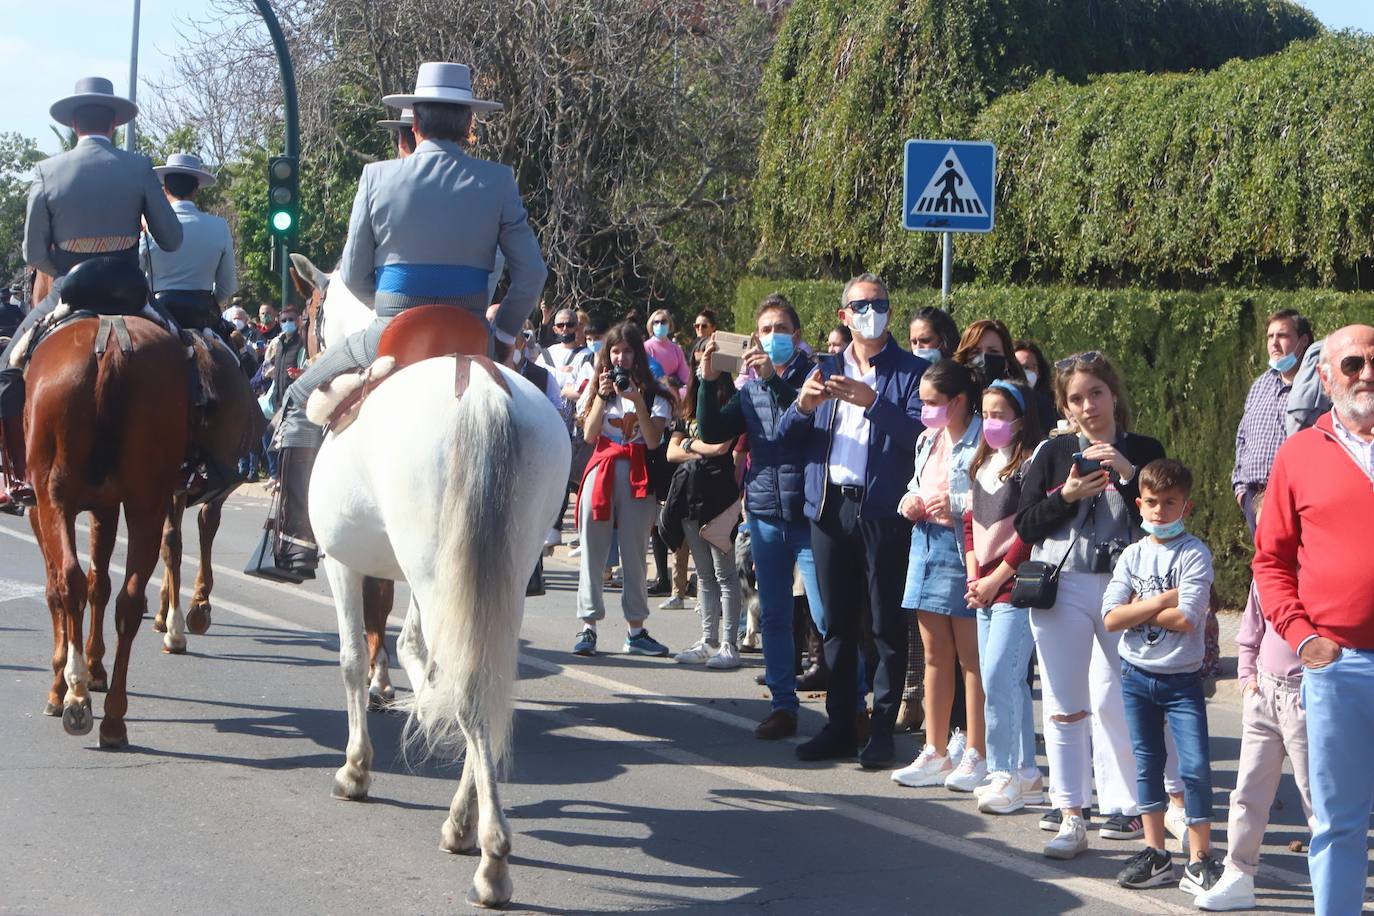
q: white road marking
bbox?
[0,518,1315,904]
[0,575,46,603]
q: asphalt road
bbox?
[0,486,1324,915]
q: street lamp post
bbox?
[125,0,141,153]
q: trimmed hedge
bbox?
[752,0,1320,284]
[734,277,1374,605]
[969,34,1374,288]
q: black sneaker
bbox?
[1116,847,1174,889]
[796,724,859,762]
[572,628,597,657]
[1039,806,1092,832]
[1100,813,1145,840]
[1179,854,1225,895]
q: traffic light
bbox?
[267,155,299,239]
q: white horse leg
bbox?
[396,594,428,697]
[439,743,479,855]
[466,724,514,909]
[324,556,373,800]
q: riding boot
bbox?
[0,413,34,509]
[276,446,320,579]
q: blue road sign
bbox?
[903,140,996,233]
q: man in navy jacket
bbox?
[777,274,929,767]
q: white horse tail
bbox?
[412,364,522,768]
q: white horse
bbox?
[308,348,569,908]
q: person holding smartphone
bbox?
[572,322,675,659]
[1014,351,1165,859]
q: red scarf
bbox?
[577,435,649,522]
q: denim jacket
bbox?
[903,416,983,521]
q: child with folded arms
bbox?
[1102,459,1223,898]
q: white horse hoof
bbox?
[467,858,513,909]
[366,685,395,712]
[62,698,94,736]
[331,764,371,801]
[162,633,187,654]
[440,818,479,855]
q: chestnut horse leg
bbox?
[186,495,224,635]
[31,509,68,717]
[84,507,119,693]
[39,499,94,737]
[157,493,188,653]
[363,576,396,710]
[99,496,165,749]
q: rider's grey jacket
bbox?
[24,135,182,278]
[141,199,237,304]
[339,138,546,344]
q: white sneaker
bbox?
[977,771,1026,814]
[1019,768,1046,803]
[944,748,987,792]
[891,745,953,787]
[673,641,717,665]
[706,642,741,670]
[1043,814,1089,860]
[1193,866,1255,911]
[947,727,966,766]
[568,545,582,558]
[659,595,686,610]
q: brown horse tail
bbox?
[86,327,135,487]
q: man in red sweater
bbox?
[1254,323,1374,916]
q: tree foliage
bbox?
[751,0,1321,285]
[968,33,1374,288]
[734,276,1374,604]
[0,133,44,285]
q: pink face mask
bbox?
[982,418,1017,449]
[920,403,950,429]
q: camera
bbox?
[1092,539,1128,574]
[611,367,632,392]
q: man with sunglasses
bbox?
[1254,324,1374,916]
[777,273,930,768]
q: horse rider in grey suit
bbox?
[0,77,183,513]
[250,62,548,582]
[141,152,237,335]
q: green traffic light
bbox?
[271,210,294,232]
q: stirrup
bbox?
[244,522,310,584]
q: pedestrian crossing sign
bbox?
[903,140,996,233]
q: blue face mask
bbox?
[1140,517,1187,540]
[588,339,603,354]
[914,347,943,364]
[651,322,670,340]
[281,320,298,335]
[1269,352,1298,374]
[760,332,795,366]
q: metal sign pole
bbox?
[253,0,300,314]
[941,231,953,300]
[124,0,141,153]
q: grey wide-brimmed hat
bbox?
[50,76,138,127]
[377,107,414,130]
[153,152,217,188]
[382,63,502,112]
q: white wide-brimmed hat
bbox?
[50,76,138,127]
[153,152,217,188]
[382,63,502,112]
[376,107,414,130]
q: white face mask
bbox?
[850,309,888,341]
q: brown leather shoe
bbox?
[895,697,924,733]
[795,663,828,692]
[753,709,798,740]
[856,707,872,745]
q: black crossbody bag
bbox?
[1010,495,1098,609]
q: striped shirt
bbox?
[1232,369,1292,496]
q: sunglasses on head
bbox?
[1339,354,1374,376]
[845,298,890,315]
[1055,350,1105,371]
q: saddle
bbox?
[306,305,509,434]
[62,257,148,316]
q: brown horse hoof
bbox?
[43,701,61,717]
[186,603,212,635]
[98,725,128,749]
[152,614,168,633]
[62,700,94,736]
[88,675,108,693]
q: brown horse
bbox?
[26,314,188,747]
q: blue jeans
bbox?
[976,603,1036,774]
[748,514,825,714]
[1302,647,1374,916]
[1120,661,1212,823]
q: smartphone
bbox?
[712,331,752,375]
[1072,452,1103,476]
